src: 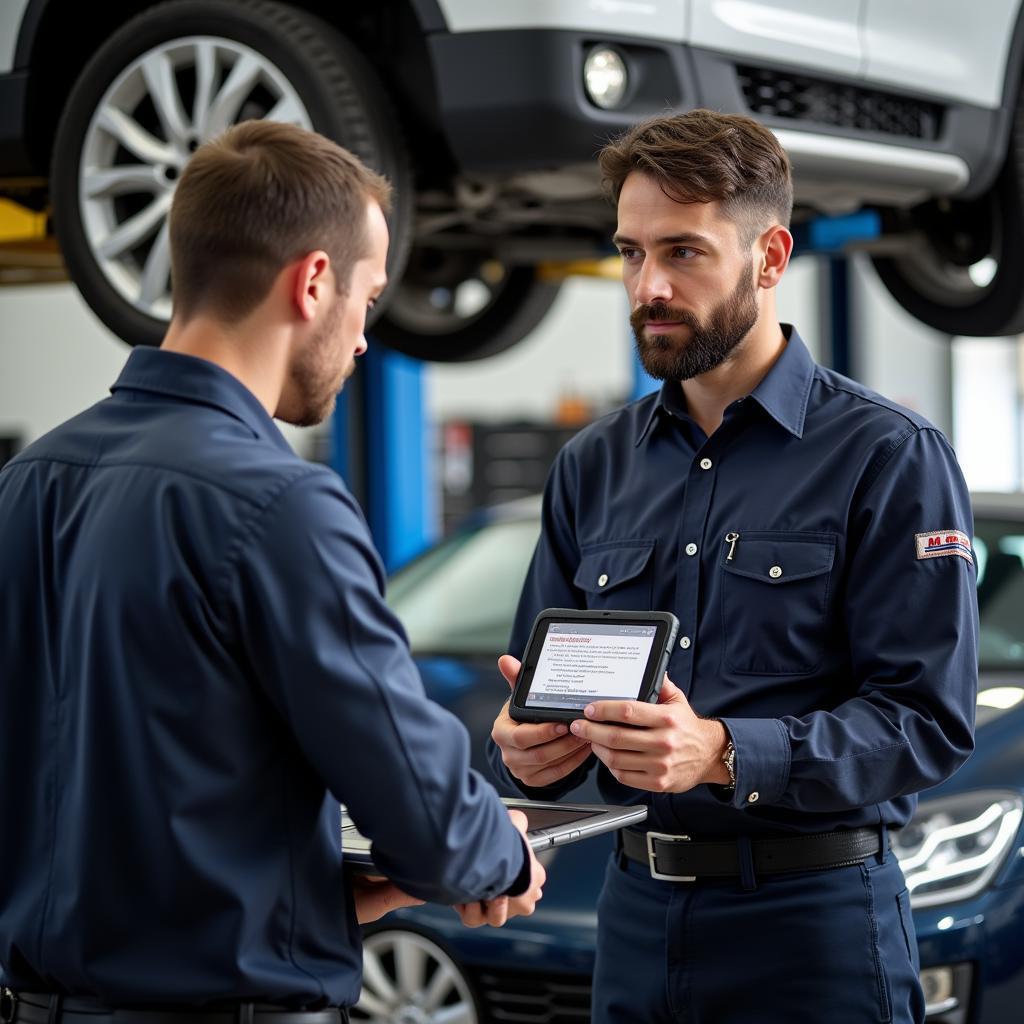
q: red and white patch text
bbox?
[915,529,973,563]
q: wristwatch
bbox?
[721,740,736,790]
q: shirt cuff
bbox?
[717,717,790,808]
[502,835,532,897]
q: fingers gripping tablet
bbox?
[509,608,680,724]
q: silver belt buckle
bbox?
[646,830,696,881]
[0,988,18,1024]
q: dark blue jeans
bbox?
[593,841,925,1023]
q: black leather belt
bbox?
[0,993,347,1024]
[621,826,886,881]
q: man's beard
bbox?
[284,300,350,427]
[630,263,759,381]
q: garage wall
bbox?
[0,284,316,458]
[850,255,953,437]
[952,337,1023,492]
[0,286,127,450]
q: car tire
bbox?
[354,927,481,1023]
[50,0,412,348]
[870,83,1024,337]
[372,246,563,362]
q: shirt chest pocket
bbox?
[720,532,837,675]
[574,540,656,610]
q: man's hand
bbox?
[568,677,731,793]
[454,808,546,928]
[490,654,593,788]
[352,875,425,924]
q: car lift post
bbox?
[329,345,437,574]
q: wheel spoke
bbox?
[192,40,218,139]
[204,52,263,135]
[138,220,171,307]
[97,191,172,260]
[96,107,178,166]
[83,164,165,199]
[429,1004,474,1024]
[422,963,458,1011]
[360,948,398,1005]
[352,988,390,1018]
[140,50,191,146]
[395,938,428,998]
[264,92,308,127]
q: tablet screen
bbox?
[524,621,658,711]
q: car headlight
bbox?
[892,789,1023,908]
[583,46,629,110]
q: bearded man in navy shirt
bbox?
[490,109,978,1024]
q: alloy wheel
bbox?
[353,930,478,1024]
[78,35,312,320]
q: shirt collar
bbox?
[633,324,815,445]
[110,347,295,453]
[747,324,814,439]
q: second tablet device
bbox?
[509,608,680,724]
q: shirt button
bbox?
[679,636,691,650]
[685,543,698,556]
[598,573,609,587]
[747,792,760,804]
[699,457,713,470]
[769,565,783,579]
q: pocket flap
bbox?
[575,541,655,594]
[721,533,836,585]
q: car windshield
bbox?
[387,517,540,654]
[388,510,1024,669]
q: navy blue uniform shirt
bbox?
[489,327,978,836]
[0,348,525,1007]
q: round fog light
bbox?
[920,966,959,1015]
[584,46,629,109]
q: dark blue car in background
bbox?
[351,493,1024,1024]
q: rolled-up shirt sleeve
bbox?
[721,427,979,811]
[227,468,527,903]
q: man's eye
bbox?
[673,247,697,259]
[618,248,640,261]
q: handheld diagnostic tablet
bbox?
[341,798,648,873]
[509,608,680,724]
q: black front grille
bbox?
[476,970,591,1023]
[737,65,944,140]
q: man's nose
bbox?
[633,257,672,306]
[355,335,368,357]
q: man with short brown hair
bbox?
[0,120,544,1023]
[169,120,390,329]
[489,109,977,1023]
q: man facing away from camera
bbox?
[0,120,544,1024]
[489,109,978,1024]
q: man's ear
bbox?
[292,250,332,322]
[757,225,793,289]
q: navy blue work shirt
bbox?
[0,348,526,1007]
[489,327,978,837]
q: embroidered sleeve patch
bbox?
[915,530,973,563]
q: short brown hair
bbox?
[169,120,391,323]
[598,109,793,245]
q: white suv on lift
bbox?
[1,0,1023,361]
